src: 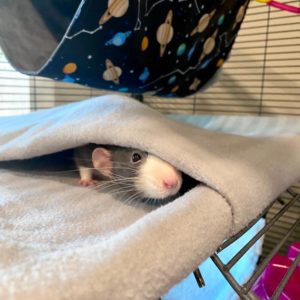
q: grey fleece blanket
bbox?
[0,95,299,300]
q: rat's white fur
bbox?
[136,155,182,199]
[79,167,93,181]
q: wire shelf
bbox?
[191,189,300,299]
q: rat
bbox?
[74,144,183,202]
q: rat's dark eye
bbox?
[131,152,142,163]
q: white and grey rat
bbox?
[74,144,183,201]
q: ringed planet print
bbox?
[103,59,122,84]
[99,0,129,25]
[156,10,174,57]
[2,0,251,97]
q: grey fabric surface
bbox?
[0,95,299,300]
[0,0,58,72]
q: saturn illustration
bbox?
[189,78,201,91]
[199,29,218,63]
[156,10,174,57]
[232,4,246,29]
[103,59,122,84]
[190,9,216,36]
[99,0,129,25]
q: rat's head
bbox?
[91,146,182,201]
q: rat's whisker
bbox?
[123,191,144,206]
[95,182,138,193]
[110,177,135,184]
[92,182,116,190]
[81,180,126,192]
[28,169,81,175]
[112,173,139,181]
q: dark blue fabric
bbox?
[0,0,250,97]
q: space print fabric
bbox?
[0,0,249,97]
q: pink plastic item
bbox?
[268,1,300,14]
[288,242,300,261]
[255,0,300,14]
[253,243,300,300]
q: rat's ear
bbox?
[92,147,113,178]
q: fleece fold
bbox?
[0,95,299,299]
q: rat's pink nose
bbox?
[163,178,178,189]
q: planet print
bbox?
[218,15,225,26]
[139,67,150,83]
[171,85,180,93]
[156,10,174,57]
[141,36,149,51]
[63,63,77,74]
[216,58,225,67]
[63,75,76,83]
[199,29,218,62]
[168,75,177,85]
[99,0,129,25]
[105,31,131,46]
[103,59,122,84]
[177,43,186,56]
[191,10,216,36]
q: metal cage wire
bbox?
[160,189,300,299]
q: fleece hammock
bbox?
[0,95,299,299]
[0,0,249,97]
